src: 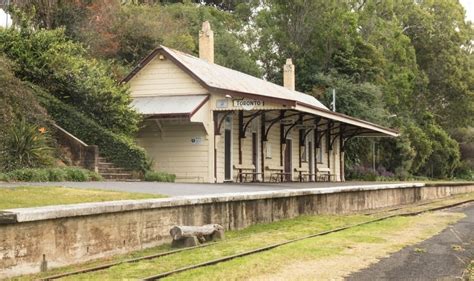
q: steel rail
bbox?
[40,198,473,280]
[141,199,474,280]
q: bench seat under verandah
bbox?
[293,167,336,182]
[234,164,262,182]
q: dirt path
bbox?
[346,202,474,280]
[250,210,465,281]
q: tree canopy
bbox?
[3,0,474,179]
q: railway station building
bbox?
[123,21,398,183]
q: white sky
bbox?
[1,1,473,27]
[0,8,12,27]
[460,0,474,22]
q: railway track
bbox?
[41,198,474,281]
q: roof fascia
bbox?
[296,102,399,137]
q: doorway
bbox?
[252,132,258,181]
[308,141,314,181]
[224,129,232,181]
[284,139,292,181]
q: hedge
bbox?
[144,171,176,182]
[33,86,150,172]
[0,167,102,182]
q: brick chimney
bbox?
[283,58,295,91]
[199,21,214,63]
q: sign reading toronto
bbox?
[232,99,264,110]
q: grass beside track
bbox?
[167,212,464,281]
[468,260,474,280]
[18,192,473,280]
[0,186,165,210]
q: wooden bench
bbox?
[234,164,261,182]
[294,167,314,182]
[316,167,336,182]
[265,165,290,182]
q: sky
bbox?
[1,1,474,27]
[460,0,474,22]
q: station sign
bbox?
[232,99,264,110]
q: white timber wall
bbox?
[264,122,282,181]
[215,113,233,183]
[136,121,210,182]
[128,57,207,97]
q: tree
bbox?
[395,0,474,127]
[0,26,140,135]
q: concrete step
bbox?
[97,156,134,180]
[98,162,115,168]
[98,167,126,173]
[100,172,133,180]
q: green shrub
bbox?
[144,171,176,182]
[3,167,102,182]
[346,166,378,181]
[47,168,67,181]
[7,168,50,182]
[63,167,89,182]
[35,87,150,173]
[0,27,139,136]
[0,119,55,171]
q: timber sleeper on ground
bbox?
[170,224,225,248]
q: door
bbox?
[284,139,292,181]
[252,132,258,181]
[224,129,232,181]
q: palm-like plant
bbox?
[0,120,54,171]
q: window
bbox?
[301,144,307,162]
[300,129,307,162]
[317,142,323,163]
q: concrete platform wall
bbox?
[0,183,473,277]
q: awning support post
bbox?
[279,111,285,182]
[261,112,266,182]
[327,121,333,174]
[238,111,243,182]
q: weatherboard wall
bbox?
[136,120,210,182]
[128,56,207,97]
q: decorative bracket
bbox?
[241,110,263,138]
[264,110,291,141]
[284,113,303,140]
[341,128,362,151]
[330,124,345,149]
[214,111,233,135]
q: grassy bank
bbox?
[0,186,165,210]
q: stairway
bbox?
[98,156,134,180]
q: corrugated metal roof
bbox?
[161,46,329,110]
[131,95,208,116]
[123,46,398,137]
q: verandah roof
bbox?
[131,95,209,117]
